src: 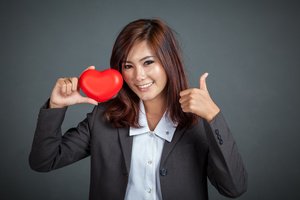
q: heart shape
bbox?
[79,68,123,102]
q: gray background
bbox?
[1,0,299,199]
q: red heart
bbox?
[79,68,123,102]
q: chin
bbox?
[137,94,156,101]
[138,96,152,101]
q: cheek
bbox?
[160,72,168,88]
[154,68,167,83]
[122,72,131,84]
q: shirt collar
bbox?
[129,101,177,142]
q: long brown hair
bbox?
[103,18,198,129]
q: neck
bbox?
[143,97,166,117]
[143,97,167,131]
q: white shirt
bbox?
[124,101,177,200]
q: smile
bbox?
[137,82,154,89]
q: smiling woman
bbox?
[122,42,167,108]
[105,19,198,129]
[29,18,247,200]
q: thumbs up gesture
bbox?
[179,73,220,122]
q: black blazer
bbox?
[29,101,247,200]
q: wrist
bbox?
[205,106,220,122]
[49,100,65,109]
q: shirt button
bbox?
[165,130,169,135]
[147,160,152,165]
[146,188,152,193]
[160,168,168,176]
[148,131,154,137]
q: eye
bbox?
[144,60,154,65]
[123,64,132,70]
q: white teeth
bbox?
[137,82,153,89]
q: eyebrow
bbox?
[124,56,155,64]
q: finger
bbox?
[180,101,193,113]
[180,88,202,98]
[88,65,95,70]
[64,78,73,95]
[179,95,191,104]
[70,77,78,91]
[83,65,95,72]
[59,78,67,95]
[179,88,194,97]
[199,72,209,91]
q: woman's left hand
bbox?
[179,73,220,122]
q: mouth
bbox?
[136,82,154,89]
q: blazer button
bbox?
[219,139,223,145]
[160,168,168,176]
[215,129,219,135]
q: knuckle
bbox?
[190,95,195,100]
[188,103,193,110]
[57,78,65,85]
[191,89,198,94]
[71,77,78,82]
[59,77,66,81]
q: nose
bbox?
[135,66,146,81]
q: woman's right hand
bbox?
[49,66,98,108]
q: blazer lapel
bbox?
[118,127,133,174]
[160,127,187,166]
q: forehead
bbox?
[126,41,154,62]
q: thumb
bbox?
[78,96,99,105]
[199,72,209,91]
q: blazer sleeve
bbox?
[29,99,97,172]
[203,111,248,198]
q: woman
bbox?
[29,19,247,200]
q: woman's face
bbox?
[122,41,168,103]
